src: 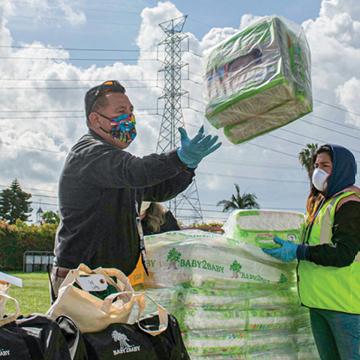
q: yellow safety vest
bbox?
[298,191,360,314]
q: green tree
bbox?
[0,179,32,224]
[298,143,318,181]
[41,210,60,225]
[217,183,259,212]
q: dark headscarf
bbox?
[325,144,357,198]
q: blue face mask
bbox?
[98,113,137,145]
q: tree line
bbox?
[0,179,59,225]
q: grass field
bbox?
[5,272,50,315]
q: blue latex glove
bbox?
[176,126,222,168]
[262,237,298,262]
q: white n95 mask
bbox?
[312,168,329,192]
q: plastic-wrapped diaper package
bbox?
[204,16,312,144]
[143,225,318,359]
[223,209,305,249]
[143,230,295,288]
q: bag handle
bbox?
[58,264,133,294]
[101,291,168,336]
[0,292,20,327]
[137,294,168,337]
[92,267,133,292]
[100,291,144,314]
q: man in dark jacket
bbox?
[51,80,221,299]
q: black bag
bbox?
[83,314,190,360]
[56,315,88,360]
[0,314,87,360]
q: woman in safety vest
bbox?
[262,144,360,360]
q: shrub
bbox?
[0,220,57,271]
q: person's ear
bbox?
[88,112,101,129]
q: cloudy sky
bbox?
[1,0,360,223]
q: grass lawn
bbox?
[5,272,50,315]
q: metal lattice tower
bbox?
[156,15,203,223]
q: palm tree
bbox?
[217,184,259,212]
[298,143,318,181]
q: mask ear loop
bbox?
[94,112,113,136]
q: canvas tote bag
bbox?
[81,292,190,360]
[47,263,140,333]
[0,284,20,327]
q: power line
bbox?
[0,142,65,154]
[314,99,360,118]
[0,85,160,90]
[0,185,58,198]
[308,114,360,132]
[280,128,322,144]
[269,132,360,156]
[9,0,142,14]
[177,215,227,220]
[205,159,301,170]
[0,111,159,119]
[0,110,82,113]
[0,45,203,58]
[0,56,159,62]
[279,128,360,155]
[0,108,159,113]
[189,96,206,105]
[268,134,305,147]
[198,171,308,184]
[0,45,152,52]
[186,78,202,86]
[6,14,140,27]
[178,206,306,213]
[6,0,142,15]
[247,143,298,159]
[0,78,159,82]
[31,201,58,207]
[302,119,360,141]
[0,116,84,119]
[186,107,205,114]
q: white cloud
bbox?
[239,14,264,30]
[1,0,360,221]
[58,0,86,26]
[3,0,86,26]
[200,27,238,54]
[336,77,360,125]
[302,0,360,126]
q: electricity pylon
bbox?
[156,15,203,223]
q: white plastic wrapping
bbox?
[204,16,312,144]
[223,209,305,249]
[143,230,294,288]
[143,227,318,359]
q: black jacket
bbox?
[54,131,194,274]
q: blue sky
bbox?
[7,0,321,68]
[1,0,360,223]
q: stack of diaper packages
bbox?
[143,216,318,359]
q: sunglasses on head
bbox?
[87,80,125,114]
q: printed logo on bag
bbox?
[230,260,242,278]
[112,331,140,355]
[229,260,270,283]
[166,248,224,273]
[0,349,10,357]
